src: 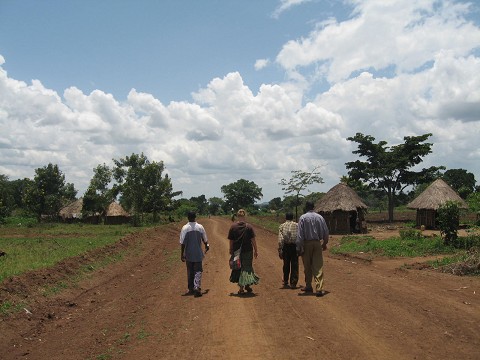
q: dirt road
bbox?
[1,217,479,359]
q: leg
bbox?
[186,261,194,292]
[193,262,203,297]
[282,247,290,286]
[311,241,325,293]
[287,244,299,287]
[302,241,314,291]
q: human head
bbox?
[285,212,294,221]
[305,201,315,211]
[187,211,196,222]
[236,209,246,218]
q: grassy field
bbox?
[0,217,141,283]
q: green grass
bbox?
[248,215,282,233]
[331,235,457,257]
[0,222,140,283]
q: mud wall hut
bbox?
[315,183,368,234]
[407,178,468,229]
[59,198,100,224]
[59,198,84,223]
[104,202,131,225]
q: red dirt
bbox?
[1,217,479,360]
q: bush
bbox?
[437,201,460,246]
[399,228,423,240]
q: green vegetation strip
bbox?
[331,235,458,257]
[0,223,139,283]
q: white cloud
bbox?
[1,0,479,201]
[272,0,312,19]
[255,58,270,70]
[276,0,480,83]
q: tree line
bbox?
[1,133,479,225]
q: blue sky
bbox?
[1,0,480,202]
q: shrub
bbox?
[399,228,423,240]
[437,201,460,246]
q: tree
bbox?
[208,197,224,216]
[346,133,444,222]
[268,197,282,211]
[83,164,115,220]
[279,166,324,220]
[23,163,77,221]
[113,153,180,225]
[189,195,208,215]
[442,169,476,199]
[221,179,263,211]
[143,163,181,222]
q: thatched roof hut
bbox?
[59,198,84,222]
[315,183,368,234]
[104,201,130,225]
[407,178,468,229]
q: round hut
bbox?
[315,183,368,234]
[407,178,468,229]
[104,201,131,225]
[59,198,84,223]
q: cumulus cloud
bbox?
[255,58,270,70]
[1,0,479,201]
[276,0,480,83]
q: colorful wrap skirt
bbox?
[229,250,260,286]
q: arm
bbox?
[277,225,284,259]
[229,239,234,256]
[181,244,186,262]
[201,226,209,252]
[296,217,305,255]
[251,237,258,259]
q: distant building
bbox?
[407,178,468,229]
[315,183,368,234]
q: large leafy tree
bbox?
[113,153,180,225]
[0,175,14,222]
[23,163,77,221]
[207,197,224,216]
[279,166,324,220]
[143,163,181,222]
[221,179,263,212]
[442,168,476,199]
[83,164,115,220]
[268,197,282,211]
[189,195,209,215]
[346,133,443,222]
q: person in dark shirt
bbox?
[228,209,259,295]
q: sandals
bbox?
[245,285,253,293]
[237,289,245,294]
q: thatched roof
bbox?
[59,198,84,219]
[315,183,368,213]
[407,178,468,210]
[105,202,130,217]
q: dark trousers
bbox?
[186,261,203,291]
[282,243,299,286]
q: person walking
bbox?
[180,211,209,297]
[278,212,299,289]
[228,209,259,295]
[296,201,329,297]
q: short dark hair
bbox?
[305,201,315,211]
[285,212,294,220]
[187,211,196,221]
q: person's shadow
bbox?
[229,292,257,297]
[298,290,329,297]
